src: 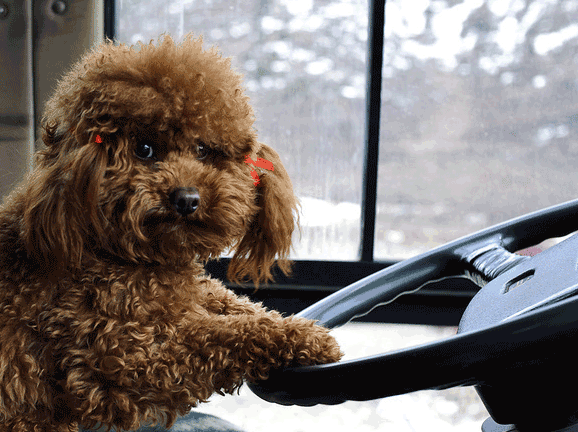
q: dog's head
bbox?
[23,34,297,285]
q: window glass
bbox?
[375,0,578,260]
[116,0,368,260]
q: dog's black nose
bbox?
[170,187,200,216]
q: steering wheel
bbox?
[248,198,578,432]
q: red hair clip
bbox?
[244,156,274,186]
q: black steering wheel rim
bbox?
[248,198,578,408]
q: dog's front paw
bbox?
[288,318,343,366]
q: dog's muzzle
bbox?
[169,187,200,216]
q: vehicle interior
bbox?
[3,0,578,431]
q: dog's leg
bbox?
[200,278,270,316]
[197,278,342,380]
[185,310,342,393]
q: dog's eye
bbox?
[135,143,155,160]
[196,142,209,160]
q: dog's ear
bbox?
[21,124,109,274]
[228,144,299,286]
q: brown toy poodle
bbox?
[0,34,342,431]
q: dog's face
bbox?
[22,35,297,284]
[98,121,259,264]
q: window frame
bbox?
[106,0,480,326]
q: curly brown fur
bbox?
[0,34,342,431]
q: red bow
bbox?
[244,156,274,186]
